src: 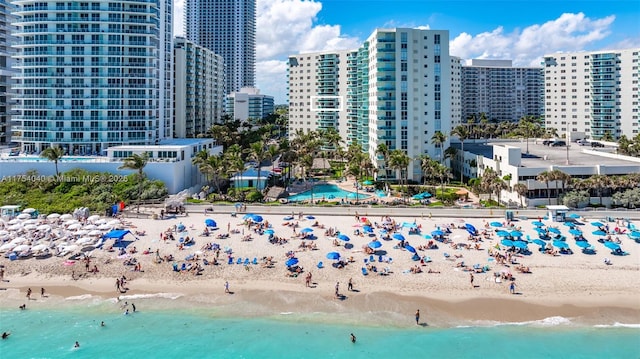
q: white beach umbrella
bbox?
[107,219,120,226]
[67,223,82,230]
[87,215,101,223]
[74,230,88,236]
[60,214,73,220]
[0,234,9,241]
[47,213,61,220]
[64,219,79,226]
[98,224,112,230]
[63,244,79,253]
[17,213,31,220]
[13,244,30,252]
[31,244,49,252]
[88,229,103,237]
[0,230,8,236]
[10,237,27,245]
[23,208,36,214]
[0,243,17,252]
[76,237,94,245]
[7,224,23,231]
[23,219,38,225]
[8,219,21,225]
[37,224,52,232]
[94,218,107,225]
[24,224,38,231]
[83,224,97,230]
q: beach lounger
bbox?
[361,267,368,276]
[236,258,242,264]
[203,259,209,265]
[317,261,324,269]
[227,257,233,265]
[243,258,250,266]
[181,263,187,271]
[252,258,258,265]
[369,255,375,262]
[379,255,383,262]
[172,263,179,271]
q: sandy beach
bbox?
[1,207,639,327]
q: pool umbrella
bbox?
[548,228,561,235]
[431,230,444,236]
[205,219,217,227]
[603,242,620,250]
[337,234,350,242]
[532,239,546,247]
[242,213,255,220]
[552,240,569,249]
[590,222,604,227]
[592,230,607,236]
[496,231,510,237]
[575,241,591,248]
[362,180,373,185]
[251,215,264,223]
[300,228,313,233]
[285,258,299,267]
[368,241,382,249]
[423,234,432,239]
[532,221,545,227]
[326,252,340,260]
[264,229,275,235]
[569,229,582,236]
[512,241,528,249]
[490,222,502,227]
[404,244,416,253]
[510,231,523,238]
[392,233,405,241]
[501,239,514,247]
[568,213,581,219]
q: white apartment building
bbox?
[174,37,224,138]
[185,0,255,94]
[450,56,462,126]
[11,0,173,154]
[543,49,640,139]
[0,0,17,145]
[461,59,544,123]
[288,28,452,182]
[225,87,274,122]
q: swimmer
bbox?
[124,309,129,315]
[100,321,105,327]
[2,332,10,339]
[74,341,80,348]
[350,333,356,343]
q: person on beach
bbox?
[510,281,516,294]
[26,288,32,300]
[415,310,420,325]
[470,273,474,288]
[132,303,136,312]
[0,267,5,281]
[19,304,26,310]
[350,333,356,343]
[41,287,46,297]
[348,278,353,291]
[335,282,340,298]
[225,281,230,293]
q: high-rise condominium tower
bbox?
[0,0,17,145]
[185,0,255,94]
[11,0,173,154]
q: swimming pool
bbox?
[288,184,370,202]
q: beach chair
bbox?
[361,267,368,276]
[172,263,179,272]
[252,257,258,265]
[227,257,233,265]
[317,261,324,269]
[369,255,375,263]
[181,263,187,271]
[379,255,384,262]
[243,258,250,266]
[236,258,242,264]
[203,259,209,265]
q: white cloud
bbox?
[451,13,616,66]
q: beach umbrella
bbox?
[368,241,382,249]
[512,241,528,249]
[326,252,340,260]
[24,224,37,231]
[47,213,61,220]
[306,215,315,220]
[63,244,79,253]
[0,230,8,236]
[205,219,217,227]
[531,221,545,227]
[87,215,100,222]
[83,224,97,230]
[569,229,582,236]
[300,228,313,234]
[362,180,373,185]
[7,219,21,225]
[68,223,82,230]
[363,225,373,233]
[603,241,620,250]
[422,234,432,239]
[31,244,48,252]
[568,213,581,219]
[337,234,350,242]
[76,237,93,245]
[17,213,31,220]
[13,244,31,252]
[392,233,405,241]
[88,230,103,236]
[496,231,510,237]
[285,258,299,267]
[10,237,27,244]
[94,219,107,225]
[404,244,416,253]
[264,229,275,235]
[575,241,591,248]
[98,224,112,230]
[490,221,502,227]
[590,222,604,227]
[563,222,575,227]
[532,239,546,247]
[501,239,514,247]
[0,243,17,251]
[283,215,294,221]
[465,223,477,233]
[251,215,264,223]
[629,232,640,239]
[534,227,546,234]
[60,214,73,220]
[7,224,22,231]
[510,231,523,238]
[548,228,561,235]
[242,213,255,220]
[592,230,607,236]
[552,240,569,249]
[431,230,444,236]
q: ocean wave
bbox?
[65,294,94,301]
[465,316,573,328]
[279,312,294,315]
[117,293,183,301]
[593,323,640,329]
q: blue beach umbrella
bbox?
[569,229,582,236]
[534,227,546,234]
[563,222,575,227]
[243,213,255,220]
[552,240,569,249]
[501,239,514,247]
[300,228,313,233]
[306,215,315,220]
[604,241,620,250]
[575,241,590,248]
[532,239,546,247]
[423,234,432,239]
[264,229,275,235]
[590,222,604,227]
[431,230,444,236]
[510,231,523,238]
[326,252,340,260]
[285,258,299,267]
[251,215,264,223]
[465,223,477,233]
[496,231,510,237]
[392,233,406,241]
[568,213,581,219]
[532,221,545,227]
[404,244,416,253]
[363,225,373,233]
[368,241,382,249]
[362,180,374,185]
[337,234,350,242]
[205,219,217,227]
[513,241,528,249]
[548,228,561,235]
[628,231,640,239]
[592,230,607,236]
[490,222,502,227]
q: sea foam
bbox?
[593,322,640,329]
[465,316,573,328]
[117,292,183,301]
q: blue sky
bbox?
[175,0,640,104]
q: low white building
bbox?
[0,139,222,194]
[225,87,274,122]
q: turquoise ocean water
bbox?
[1,299,638,359]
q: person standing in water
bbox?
[350,333,356,343]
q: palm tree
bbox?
[480,168,499,203]
[589,174,612,206]
[245,141,268,191]
[451,125,470,183]
[376,143,390,184]
[513,183,529,208]
[491,176,508,206]
[206,154,227,196]
[516,116,543,154]
[431,131,447,164]
[40,146,65,177]
[388,149,410,202]
[119,152,149,212]
[419,154,435,185]
[536,171,552,205]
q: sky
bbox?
[174,0,640,104]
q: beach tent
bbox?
[102,229,133,248]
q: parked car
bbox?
[576,139,588,146]
[542,140,554,146]
[591,141,605,148]
[551,141,566,147]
